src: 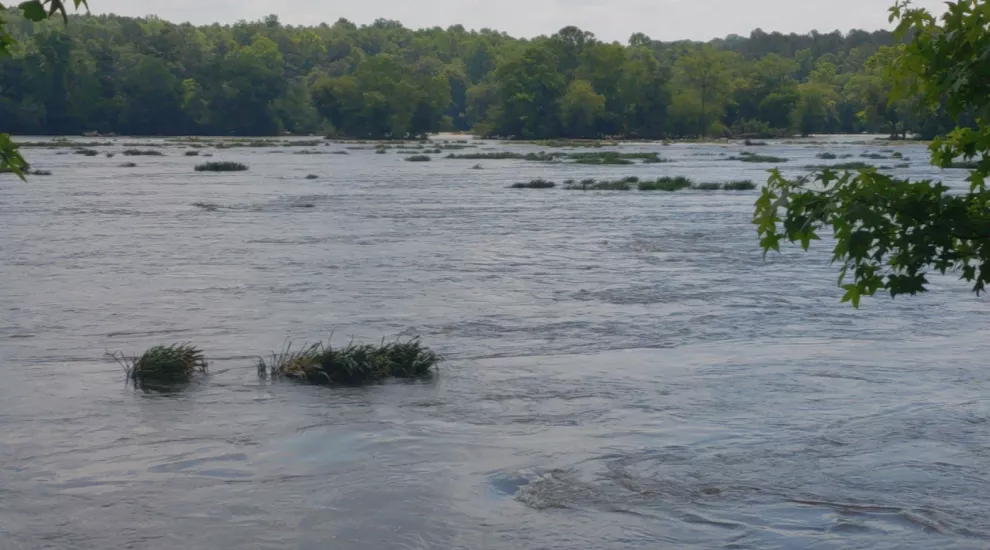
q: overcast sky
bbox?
[90,0,946,42]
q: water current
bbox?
[1,136,987,549]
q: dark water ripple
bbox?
[0,136,987,549]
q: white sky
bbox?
[88,0,947,42]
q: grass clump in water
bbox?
[122,149,164,156]
[185,150,200,156]
[257,338,441,385]
[195,161,248,172]
[75,148,100,156]
[805,161,873,170]
[728,152,788,163]
[947,160,979,169]
[110,344,208,384]
[638,176,693,191]
[816,152,838,159]
[744,139,768,146]
[119,162,138,168]
[510,178,556,189]
[695,180,757,191]
[860,152,889,159]
[565,176,637,191]
[405,155,431,162]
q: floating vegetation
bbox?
[195,161,248,172]
[185,150,200,156]
[510,178,556,189]
[109,343,208,384]
[122,149,164,156]
[638,176,693,191]
[728,152,788,163]
[695,180,757,191]
[75,148,100,156]
[257,338,441,385]
[305,174,319,179]
[405,155,432,162]
[118,162,138,168]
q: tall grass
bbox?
[510,178,556,189]
[638,176,693,191]
[195,161,248,172]
[109,343,208,383]
[257,338,441,385]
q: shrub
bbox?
[405,155,431,162]
[638,176,693,191]
[122,149,164,156]
[510,178,555,189]
[185,150,200,156]
[257,338,441,385]
[110,344,208,383]
[195,161,248,172]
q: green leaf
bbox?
[18,0,46,21]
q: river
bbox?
[1,135,987,549]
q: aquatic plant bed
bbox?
[195,161,249,172]
[257,338,441,385]
[109,343,208,383]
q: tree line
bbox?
[0,11,956,139]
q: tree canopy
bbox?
[0,7,950,146]
[754,0,990,306]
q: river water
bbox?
[1,136,987,549]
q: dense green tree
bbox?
[755,0,990,306]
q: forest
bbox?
[0,10,960,140]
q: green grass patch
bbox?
[109,343,208,384]
[195,161,248,172]
[257,338,441,385]
[122,149,164,156]
[638,176,694,191]
[405,155,432,162]
[510,178,556,189]
[728,152,789,163]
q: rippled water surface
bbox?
[1,136,988,549]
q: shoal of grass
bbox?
[892,151,905,159]
[122,149,164,156]
[28,169,53,176]
[447,151,563,161]
[894,163,911,168]
[195,161,248,172]
[695,180,757,191]
[257,338,441,385]
[75,148,100,156]
[572,156,634,165]
[185,150,200,156]
[816,152,838,159]
[510,178,556,189]
[305,174,319,179]
[405,155,432,162]
[860,152,890,159]
[192,202,220,211]
[119,162,138,168]
[638,176,693,191]
[727,152,789,163]
[109,343,208,383]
